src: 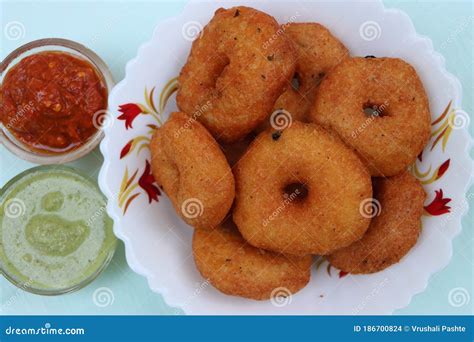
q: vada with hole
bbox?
[233,122,372,256]
[309,57,431,176]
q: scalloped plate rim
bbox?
[98,0,473,314]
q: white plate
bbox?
[99,0,473,314]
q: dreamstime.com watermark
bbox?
[92,287,115,307]
[270,109,292,130]
[270,287,293,307]
[92,109,114,130]
[171,279,211,315]
[182,21,203,41]
[4,101,34,130]
[4,323,85,336]
[448,287,470,308]
[174,101,212,138]
[359,198,382,219]
[262,12,301,49]
[262,188,300,227]
[439,15,474,51]
[4,21,26,40]
[86,205,106,227]
[3,198,26,219]
[181,198,204,219]
[359,20,381,41]
[352,277,389,315]
[351,100,389,139]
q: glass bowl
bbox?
[0,38,115,164]
[0,165,117,295]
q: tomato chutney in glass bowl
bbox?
[0,38,114,164]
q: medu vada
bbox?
[193,220,313,300]
[309,57,431,177]
[258,23,349,132]
[233,122,372,256]
[327,171,426,274]
[177,6,297,143]
[150,112,235,229]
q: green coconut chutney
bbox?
[0,166,116,293]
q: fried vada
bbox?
[233,122,372,256]
[193,220,313,300]
[177,6,297,143]
[258,23,349,132]
[150,112,235,229]
[309,57,431,176]
[327,171,426,273]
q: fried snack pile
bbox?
[150,6,431,301]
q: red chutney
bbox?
[1,51,107,153]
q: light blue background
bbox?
[1,0,473,315]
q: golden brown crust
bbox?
[309,57,431,176]
[193,221,313,300]
[258,23,349,131]
[327,171,426,273]
[177,6,297,143]
[233,121,372,256]
[150,112,235,229]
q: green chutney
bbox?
[0,166,116,294]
